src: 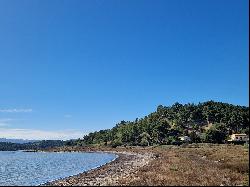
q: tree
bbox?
[111,139,122,148]
[189,131,201,143]
[155,120,170,144]
[165,136,181,145]
[77,101,248,147]
[204,124,227,143]
[139,132,151,146]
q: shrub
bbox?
[111,139,122,148]
[140,137,149,146]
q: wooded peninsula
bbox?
[72,100,249,147]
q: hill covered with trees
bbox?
[0,140,66,151]
[0,138,38,144]
[76,101,249,147]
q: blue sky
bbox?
[0,0,248,140]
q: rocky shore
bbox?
[42,149,154,186]
[40,144,248,186]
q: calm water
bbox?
[0,151,117,186]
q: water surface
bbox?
[0,151,117,186]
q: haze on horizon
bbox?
[0,0,249,140]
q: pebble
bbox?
[42,151,154,186]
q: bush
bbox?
[140,137,149,146]
[111,139,122,148]
[204,124,227,143]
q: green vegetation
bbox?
[0,140,66,151]
[76,101,249,147]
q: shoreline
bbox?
[36,144,249,186]
[41,148,154,186]
[1,144,248,186]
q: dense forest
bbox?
[0,140,66,151]
[75,101,249,147]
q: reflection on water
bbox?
[0,151,117,186]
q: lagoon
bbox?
[0,151,117,186]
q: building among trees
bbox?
[179,136,191,142]
[228,134,249,143]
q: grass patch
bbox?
[124,144,249,186]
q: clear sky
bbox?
[0,0,249,140]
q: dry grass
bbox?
[117,144,249,186]
[44,144,249,186]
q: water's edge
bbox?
[0,150,119,186]
[42,150,154,186]
[38,151,119,186]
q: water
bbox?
[0,151,117,186]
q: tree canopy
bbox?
[75,101,249,147]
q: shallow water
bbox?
[0,151,117,186]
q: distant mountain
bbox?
[0,138,39,144]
